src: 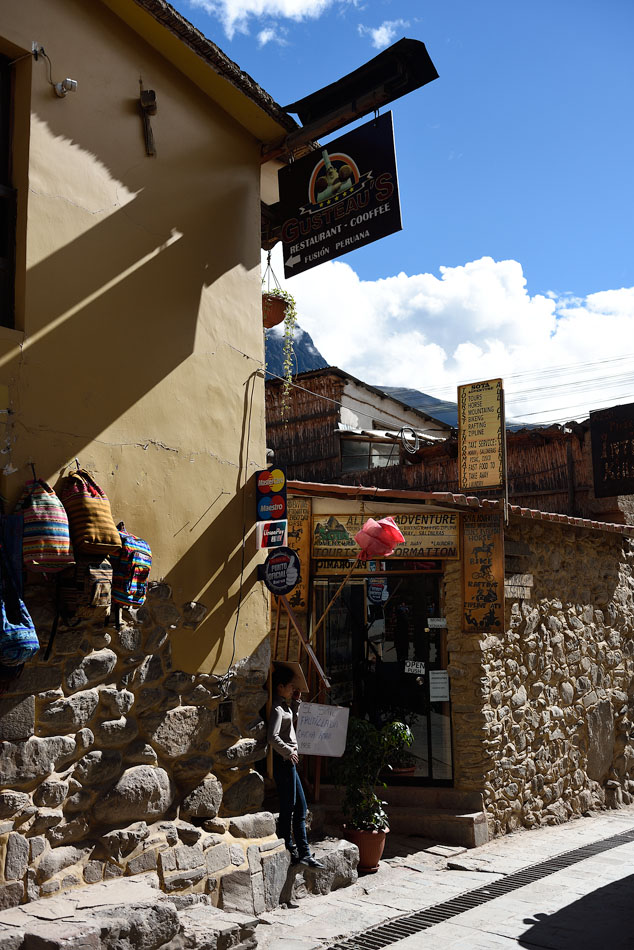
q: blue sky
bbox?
[175,0,634,423]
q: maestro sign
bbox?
[278,112,402,278]
[256,467,287,521]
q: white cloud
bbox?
[265,245,634,424]
[187,0,348,38]
[358,19,409,50]
[257,26,287,46]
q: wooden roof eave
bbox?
[101,0,297,144]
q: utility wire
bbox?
[260,336,634,431]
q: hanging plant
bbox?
[262,254,297,421]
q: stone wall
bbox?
[446,518,634,837]
[0,581,276,909]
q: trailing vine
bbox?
[262,252,297,422]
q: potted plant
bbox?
[262,285,298,420]
[379,705,419,774]
[333,717,413,873]
[262,286,294,329]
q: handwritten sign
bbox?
[458,378,505,491]
[296,702,350,757]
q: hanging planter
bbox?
[262,291,287,329]
[262,254,298,421]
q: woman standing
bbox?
[268,665,324,869]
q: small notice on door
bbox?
[296,703,350,757]
[429,670,450,702]
[404,660,426,675]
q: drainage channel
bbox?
[326,827,634,950]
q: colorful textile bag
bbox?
[111,528,152,608]
[60,470,121,556]
[59,557,113,614]
[15,480,74,573]
[0,547,39,666]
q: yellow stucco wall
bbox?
[0,0,274,675]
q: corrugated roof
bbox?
[288,480,634,537]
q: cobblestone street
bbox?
[257,808,634,950]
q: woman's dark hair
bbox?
[272,664,296,691]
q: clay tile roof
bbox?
[288,480,634,537]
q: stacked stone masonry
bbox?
[446,520,634,837]
[0,581,287,909]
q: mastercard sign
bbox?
[255,467,287,521]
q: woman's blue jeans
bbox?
[273,753,310,857]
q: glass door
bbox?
[315,572,453,785]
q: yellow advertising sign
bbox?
[312,512,459,560]
[285,496,311,613]
[462,510,504,633]
[458,378,505,491]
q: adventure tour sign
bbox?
[312,512,459,560]
[278,112,401,278]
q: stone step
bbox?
[385,805,489,848]
[310,785,489,849]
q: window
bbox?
[341,438,400,473]
[0,53,15,327]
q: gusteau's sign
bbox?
[312,512,459,559]
[462,510,504,633]
[458,379,505,492]
[590,402,634,498]
[278,112,401,278]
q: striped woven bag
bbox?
[111,529,152,607]
[60,470,121,556]
[15,480,74,573]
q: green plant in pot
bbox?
[333,717,413,872]
[378,704,419,773]
[262,285,298,421]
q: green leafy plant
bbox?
[262,286,297,420]
[332,717,413,831]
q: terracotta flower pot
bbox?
[343,826,388,874]
[262,292,287,329]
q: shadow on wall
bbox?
[164,479,264,674]
[163,369,266,674]
[3,180,254,484]
[518,872,634,949]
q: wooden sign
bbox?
[278,113,401,278]
[590,401,634,498]
[285,497,311,613]
[462,510,504,632]
[312,511,459,559]
[458,379,505,491]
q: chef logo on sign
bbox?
[308,150,363,207]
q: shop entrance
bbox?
[314,570,453,785]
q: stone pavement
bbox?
[3,809,634,948]
[256,808,634,950]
